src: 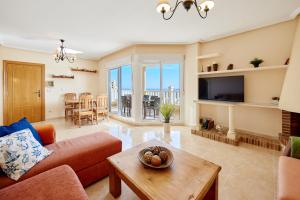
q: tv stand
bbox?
[194,100,281,140]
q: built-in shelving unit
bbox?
[194,100,279,109]
[197,53,220,60]
[198,65,288,76]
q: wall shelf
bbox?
[198,65,288,76]
[71,68,97,73]
[194,100,280,109]
[52,75,74,79]
[197,53,221,60]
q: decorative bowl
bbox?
[138,146,174,169]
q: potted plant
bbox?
[160,103,175,133]
[250,58,264,68]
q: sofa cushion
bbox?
[0,165,88,200]
[44,131,121,171]
[0,131,122,189]
[0,118,42,145]
[278,156,300,200]
[34,124,56,145]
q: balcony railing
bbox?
[144,89,180,105]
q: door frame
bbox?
[108,67,121,114]
[3,60,45,125]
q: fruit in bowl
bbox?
[138,146,173,169]
[143,151,153,163]
[151,155,162,166]
[159,151,168,163]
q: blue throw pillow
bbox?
[0,118,42,145]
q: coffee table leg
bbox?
[109,163,121,198]
[204,176,218,200]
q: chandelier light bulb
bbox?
[156,0,171,13]
[200,0,215,12]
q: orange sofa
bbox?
[0,165,88,200]
[0,124,122,189]
[278,143,300,200]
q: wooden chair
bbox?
[73,95,94,127]
[64,93,76,120]
[121,96,127,116]
[93,95,109,122]
[79,92,92,98]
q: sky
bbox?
[110,64,180,90]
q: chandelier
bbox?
[54,39,76,63]
[156,0,215,20]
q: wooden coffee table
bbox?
[107,140,221,200]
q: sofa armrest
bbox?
[34,124,56,145]
[0,165,88,200]
[278,156,300,200]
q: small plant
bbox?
[250,58,264,68]
[160,103,175,123]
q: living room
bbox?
[0,0,300,200]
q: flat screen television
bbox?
[198,76,244,102]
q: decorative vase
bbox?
[272,100,279,105]
[253,63,260,68]
[213,63,218,71]
[227,64,234,70]
[163,123,171,133]
[207,66,212,72]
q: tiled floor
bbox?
[38,118,280,200]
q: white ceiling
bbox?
[0,0,300,60]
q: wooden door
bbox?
[4,61,45,125]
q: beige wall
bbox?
[184,43,199,126]
[0,46,99,124]
[280,17,300,113]
[199,19,297,70]
[135,44,186,55]
[195,19,298,137]
[98,46,136,95]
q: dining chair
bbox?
[121,96,127,116]
[64,93,76,120]
[126,95,132,117]
[93,95,109,122]
[149,97,160,118]
[79,92,92,98]
[73,95,94,127]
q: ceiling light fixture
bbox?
[54,39,78,63]
[156,0,214,20]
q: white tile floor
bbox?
[37,118,280,200]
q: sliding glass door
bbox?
[120,65,132,117]
[142,63,182,121]
[143,64,161,120]
[162,63,181,121]
[108,65,132,117]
